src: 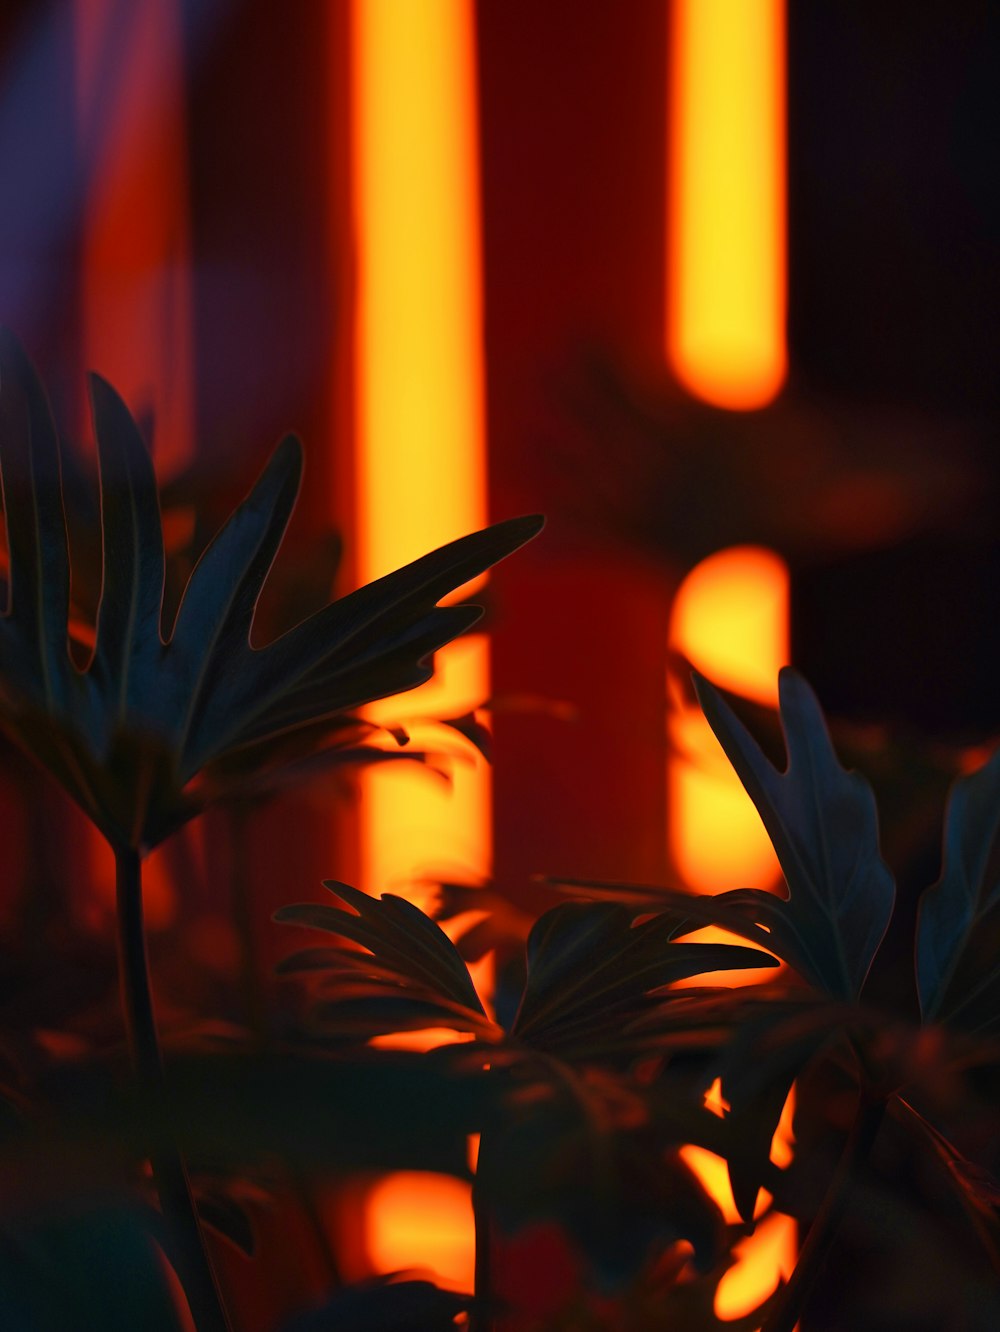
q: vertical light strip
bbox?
[669,546,787,893]
[350,0,486,1289]
[351,0,489,897]
[74,0,194,929]
[669,548,796,1320]
[667,3,793,1314]
[667,0,786,409]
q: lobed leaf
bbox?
[916,744,1000,1033]
[202,514,543,766]
[167,434,303,770]
[0,334,544,850]
[275,882,494,1038]
[511,902,777,1053]
[692,667,896,1000]
[89,375,166,733]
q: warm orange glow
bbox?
[349,0,487,1286]
[351,0,486,580]
[362,634,492,896]
[350,0,489,900]
[73,0,194,475]
[671,547,789,706]
[681,1085,796,1316]
[364,1173,475,1290]
[667,0,786,408]
[669,546,793,1321]
[669,547,788,890]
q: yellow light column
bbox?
[350,0,487,1291]
[351,0,489,900]
[668,0,786,408]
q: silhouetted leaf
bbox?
[479,1093,728,1286]
[511,902,777,1055]
[917,744,1000,1033]
[436,709,493,762]
[281,1277,473,1332]
[0,333,543,850]
[714,996,847,1222]
[692,668,896,999]
[275,881,499,1040]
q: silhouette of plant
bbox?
[0,332,540,1332]
[1,332,998,1331]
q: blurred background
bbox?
[0,1,997,1327]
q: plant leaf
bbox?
[275,882,495,1037]
[0,330,71,713]
[692,667,895,999]
[916,744,1000,1032]
[89,374,166,733]
[167,434,303,770]
[204,514,543,763]
[511,902,777,1054]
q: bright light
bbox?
[350,0,487,1292]
[668,546,793,1319]
[74,0,194,474]
[669,546,787,890]
[668,0,786,408]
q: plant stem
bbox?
[115,845,233,1332]
[763,1092,887,1332]
[471,1136,493,1332]
[229,804,267,1046]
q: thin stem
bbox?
[764,1091,887,1332]
[228,804,267,1046]
[470,1135,493,1332]
[115,845,233,1332]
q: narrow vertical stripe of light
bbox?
[667,0,786,409]
[350,0,487,1291]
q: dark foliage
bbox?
[0,338,997,1329]
[0,330,541,851]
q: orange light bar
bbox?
[74,0,194,476]
[667,0,786,408]
[351,0,489,890]
[352,0,486,580]
[350,0,487,1289]
[669,546,787,891]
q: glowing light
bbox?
[349,0,486,1291]
[365,1173,475,1290]
[669,547,787,890]
[681,1085,797,1317]
[667,0,786,408]
[351,0,485,580]
[350,0,489,901]
[668,546,793,1320]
